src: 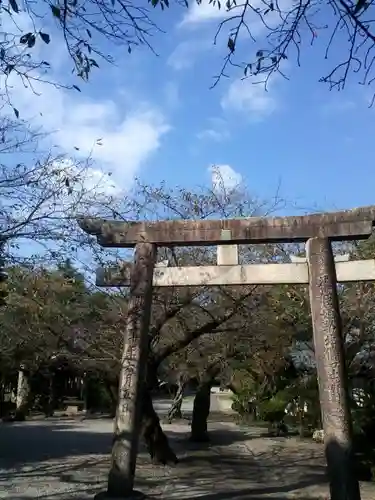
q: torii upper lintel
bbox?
[78,205,375,248]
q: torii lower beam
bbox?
[96,259,375,287]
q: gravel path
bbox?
[1,411,374,500]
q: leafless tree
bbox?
[210,0,375,95]
[0,117,120,266]
[2,0,375,107]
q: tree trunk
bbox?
[191,382,211,442]
[104,378,118,417]
[15,369,30,420]
[141,390,178,465]
[42,373,55,417]
[167,378,185,423]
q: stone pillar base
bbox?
[94,490,145,500]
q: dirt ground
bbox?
[0,416,374,500]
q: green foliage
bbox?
[230,369,259,412]
[0,259,9,307]
[351,387,375,439]
[258,393,287,423]
[86,377,113,412]
[350,391,375,481]
[0,262,124,374]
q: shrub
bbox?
[258,393,287,424]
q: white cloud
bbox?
[1,10,69,72]
[198,129,227,141]
[167,40,211,70]
[221,77,277,118]
[2,157,122,245]
[53,158,122,198]
[180,0,291,29]
[1,11,170,191]
[3,73,170,189]
[176,0,293,72]
[320,98,356,115]
[164,81,180,109]
[197,118,230,142]
[210,164,242,192]
[180,0,232,26]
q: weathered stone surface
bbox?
[108,242,156,496]
[313,429,325,443]
[65,405,80,416]
[78,206,375,248]
[306,237,360,500]
[217,245,239,265]
[94,490,145,499]
[97,259,375,288]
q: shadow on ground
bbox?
[0,421,113,468]
[0,419,256,468]
[0,418,336,500]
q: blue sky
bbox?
[3,0,375,220]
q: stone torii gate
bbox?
[79,206,375,500]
